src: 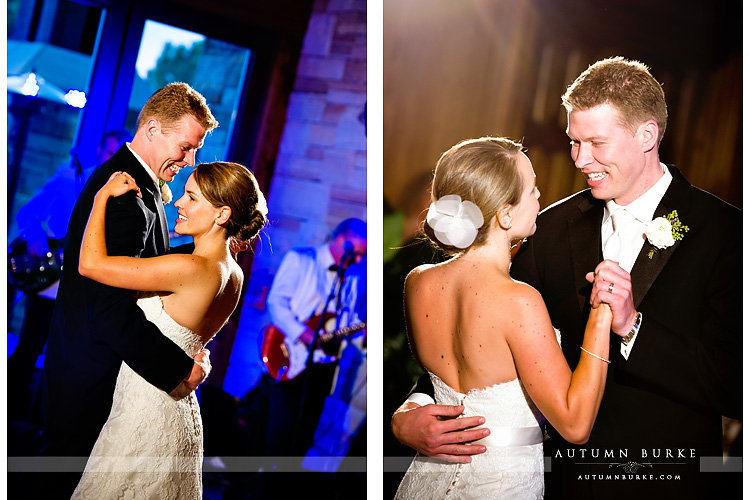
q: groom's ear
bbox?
[638,119,659,153]
[215,206,232,226]
[144,118,160,141]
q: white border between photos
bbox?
[366,1,384,498]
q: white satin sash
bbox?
[474,425,543,447]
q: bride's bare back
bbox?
[159,253,244,345]
[406,251,612,444]
[406,256,523,394]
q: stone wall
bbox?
[223,0,367,397]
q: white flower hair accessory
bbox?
[159,180,172,205]
[426,194,484,249]
[645,210,688,259]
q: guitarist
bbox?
[302,253,368,471]
[8,130,130,422]
[262,218,367,458]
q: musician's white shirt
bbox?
[266,244,340,344]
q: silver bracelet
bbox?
[580,347,611,364]
[620,311,642,346]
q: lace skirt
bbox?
[71,361,203,500]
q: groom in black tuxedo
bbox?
[391,58,741,499]
[41,83,219,497]
[512,57,742,499]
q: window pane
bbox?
[128,20,252,245]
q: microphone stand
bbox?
[292,253,352,455]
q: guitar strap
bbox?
[314,265,343,331]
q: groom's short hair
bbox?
[136,82,218,133]
[562,56,668,144]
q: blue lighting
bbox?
[21,73,40,97]
[65,90,87,108]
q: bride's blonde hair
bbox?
[427,137,524,254]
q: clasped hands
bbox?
[585,259,638,337]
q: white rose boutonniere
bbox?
[159,180,172,205]
[645,210,689,258]
[645,217,674,248]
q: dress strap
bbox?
[474,426,543,447]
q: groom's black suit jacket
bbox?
[509,165,741,499]
[43,145,194,459]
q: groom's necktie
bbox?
[603,208,634,263]
[156,189,170,251]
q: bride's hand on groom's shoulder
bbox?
[99,171,142,200]
[392,403,489,462]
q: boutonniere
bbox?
[159,180,172,205]
[645,210,689,258]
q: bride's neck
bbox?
[192,232,232,261]
[460,240,512,277]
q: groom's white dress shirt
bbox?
[601,163,672,359]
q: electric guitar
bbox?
[7,237,65,293]
[261,312,366,382]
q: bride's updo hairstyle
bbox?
[426,137,524,254]
[193,161,268,242]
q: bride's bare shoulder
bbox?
[405,258,455,286]
[484,279,547,320]
[507,278,544,300]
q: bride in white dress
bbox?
[395,137,612,499]
[71,161,267,499]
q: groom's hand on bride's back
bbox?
[184,348,212,392]
[391,402,489,462]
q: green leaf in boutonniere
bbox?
[645,210,689,259]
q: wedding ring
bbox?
[608,282,615,293]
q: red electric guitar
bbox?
[261,312,366,382]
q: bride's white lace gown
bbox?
[72,296,205,499]
[395,371,546,499]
